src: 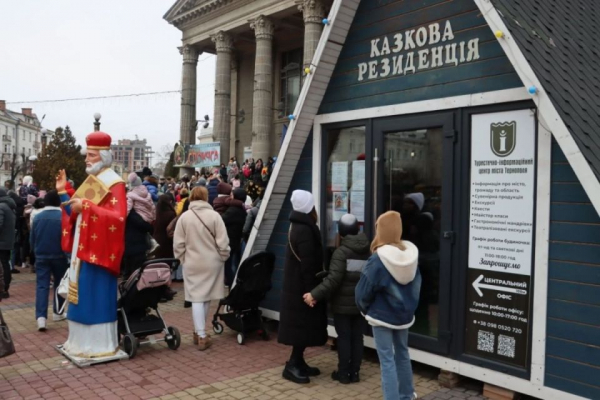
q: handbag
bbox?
[55,269,69,315]
[191,209,226,259]
[0,309,16,358]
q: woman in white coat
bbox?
[173,186,230,350]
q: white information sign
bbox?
[468,109,536,276]
[350,191,365,222]
[331,162,348,192]
[351,160,365,191]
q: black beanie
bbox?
[233,188,247,202]
[44,190,61,207]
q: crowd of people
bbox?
[0,154,422,400]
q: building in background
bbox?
[164,0,330,164]
[0,100,47,187]
[111,137,153,177]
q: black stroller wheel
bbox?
[166,326,181,350]
[237,333,245,345]
[213,322,224,334]
[123,334,138,358]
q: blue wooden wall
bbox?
[318,0,522,115]
[262,137,313,312]
[545,140,600,399]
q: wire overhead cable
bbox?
[7,90,183,105]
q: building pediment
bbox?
[164,0,235,27]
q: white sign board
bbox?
[468,109,536,275]
[466,109,536,368]
[331,162,348,192]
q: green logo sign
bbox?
[490,121,516,157]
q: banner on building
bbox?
[174,142,221,168]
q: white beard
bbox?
[86,161,104,175]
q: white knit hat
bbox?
[291,190,314,214]
[405,192,425,211]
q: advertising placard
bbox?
[187,142,221,168]
[465,109,536,369]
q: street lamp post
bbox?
[28,155,37,173]
[41,128,48,156]
[94,112,102,131]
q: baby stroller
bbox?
[212,252,275,345]
[118,258,182,358]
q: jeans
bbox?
[192,301,211,338]
[172,263,183,281]
[0,250,11,292]
[372,326,413,400]
[224,248,241,287]
[35,258,68,319]
[333,313,365,375]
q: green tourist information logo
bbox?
[490,121,516,157]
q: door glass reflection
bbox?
[324,126,366,265]
[384,128,443,338]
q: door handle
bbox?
[443,231,455,244]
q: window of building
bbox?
[4,144,9,153]
[280,48,303,117]
[29,132,32,142]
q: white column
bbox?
[249,15,275,162]
[211,31,234,165]
[298,0,327,81]
[179,44,200,145]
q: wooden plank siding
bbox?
[261,138,313,312]
[545,139,600,399]
[318,0,522,115]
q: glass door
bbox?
[373,112,457,355]
[321,123,370,266]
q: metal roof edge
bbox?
[475,0,600,217]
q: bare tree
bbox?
[1,152,28,190]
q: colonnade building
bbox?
[164,0,331,164]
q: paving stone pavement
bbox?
[0,269,490,400]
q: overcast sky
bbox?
[0,0,215,164]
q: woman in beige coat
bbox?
[173,186,230,350]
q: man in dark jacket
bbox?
[0,188,16,298]
[213,182,233,215]
[30,190,68,331]
[305,214,370,384]
[207,176,220,206]
[221,189,247,287]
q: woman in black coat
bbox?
[278,190,328,384]
[153,194,176,259]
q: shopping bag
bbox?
[0,309,16,358]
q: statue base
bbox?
[56,345,129,368]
